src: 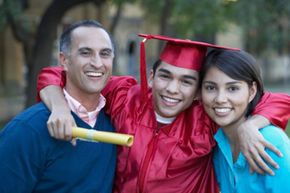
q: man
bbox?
[0,20,116,193]
[37,34,290,192]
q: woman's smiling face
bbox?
[201,66,257,130]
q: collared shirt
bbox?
[213,125,290,193]
[63,89,106,127]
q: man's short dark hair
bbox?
[59,20,114,55]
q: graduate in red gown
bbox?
[37,34,290,193]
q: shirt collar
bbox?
[155,112,176,124]
[214,128,246,168]
[63,89,106,127]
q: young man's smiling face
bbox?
[149,61,199,118]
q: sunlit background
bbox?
[0,0,289,133]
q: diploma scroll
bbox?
[72,127,134,147]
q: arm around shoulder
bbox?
[252,92,290,130]
[40,85,76,141]
[37,66,66,102]
[101,76,138,115]
[37,66,75,140]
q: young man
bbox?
[37,34,290,193]
[0,20,116,193]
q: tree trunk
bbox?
[109,1,124,36]
[25,0,106,107]
[158,0,174,53]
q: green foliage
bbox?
[286,120,290,138]
[0,0,26,31]
[0,2,8,30]
[171,0,228,37]
[227,0,290,54]
[141,0,167,21]
[140,0,290,54]
[141,0,232,39]
[110,0,137,4]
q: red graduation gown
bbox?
[37,66,290,193]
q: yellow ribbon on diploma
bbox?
[72,127,134,147]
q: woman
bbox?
[200,49,290,193]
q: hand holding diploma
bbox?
[72,127,134,147]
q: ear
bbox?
[148,69,154,88]
[59,52,68,71]
[248,81,257,103]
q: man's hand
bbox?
[47,107,76,145]
[237,115,282,175]
[40,85,77,145]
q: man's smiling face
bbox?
[61,26,114,99]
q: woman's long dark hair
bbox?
[199,49,264,117]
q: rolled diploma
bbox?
[72,127,134,147]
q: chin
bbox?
[161,111,178,118]
[215,120,231,128]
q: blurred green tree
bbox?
[0,0,107,107]
[225,0,290,55]
[141,0,290,56]
[1,0,289,107]
[141,0,231,52]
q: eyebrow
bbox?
[183,75,198,81]
[203,80,242,85]
[158,68,198,81]
[102,47,113,51]
[78,47,92,52]
[158,68,171,74]
[78,47,113,52]
[226,81,242,85]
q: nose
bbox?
[166,80,179,94]
[90,54,103,68]
[214,90,227,103]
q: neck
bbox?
[80,96,100,111]
[64,87,100,112]
[222,117,246,162]
[223,128,240,162]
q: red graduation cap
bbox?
[138,33,239,101]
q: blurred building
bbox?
[0,1,159,122]
[0,1,161,95]
[0,1,289,123]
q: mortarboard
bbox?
[138,34,239,101]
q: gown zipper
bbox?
[138,129,160,193]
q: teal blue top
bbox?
[213,125,290,193]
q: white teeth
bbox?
[162,96,179,103]
[215,108,231,113]
[85,72,103,77]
